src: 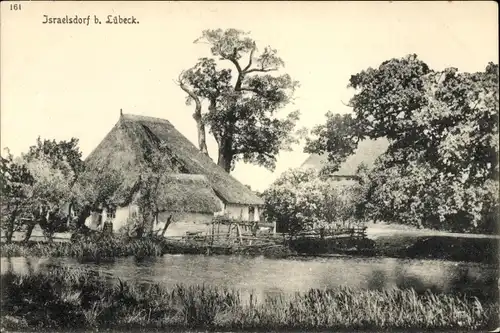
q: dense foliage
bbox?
[305,55,499,233]
[0,138,127,242]
[262,169,364,235]
[0,138,83,242]
[178,28,300,172]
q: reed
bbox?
[1,267,497,331]
[1,236,169,257]
[0,236,293,261]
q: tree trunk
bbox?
[76,206,91,229]
[195,115,209,156]
[217,137,234,173]
[5,209,18,244]
[160,215,173,238]
[67,202,73,228]
[179,81,209,155]
[37,208,57,243]
[43,213,56,243]
[24,221,36,243]
[70,206,92,240]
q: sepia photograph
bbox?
[0,1,499,332]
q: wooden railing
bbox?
[296,226,368,240]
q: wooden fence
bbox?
[159,218,278,248]
[163,220,367,250]
[296,226,368,240]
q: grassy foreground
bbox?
[1,267,497,331]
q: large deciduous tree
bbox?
[25,137,85,181]
[1,141,77,242]
[178,29,300,172]
[1,151,34,243]
[305,55,499,233]
[23,137,86,235]
[0,137,126,241]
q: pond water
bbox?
[1,255,498,301]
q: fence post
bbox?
[210,222,215,247]
[236,223,243,245]
[227,222,232,240]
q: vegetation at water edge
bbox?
[0,236,295,261]
[1,267,497,331]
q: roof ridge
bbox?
[121,113,174,125]
[164,173,209,181]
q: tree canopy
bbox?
[1,138,83,242]
[0,137,128,241]
[305,55,499,233]
[178,28,300,172]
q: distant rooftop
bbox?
[300,138,389,175]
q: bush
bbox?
[362,159,500,234]
[262,168,364,235]
[289,237,376,255]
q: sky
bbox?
[1,1,498,191]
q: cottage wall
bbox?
[223,204,261,221]
[254,206,260,222]
[84,212,104,231]
[85,201,261,235]
[153,212,213,237]
[112,204,140,232]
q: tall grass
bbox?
[0,236,293,261]
[1,267,497,331]
[0,237,164,261]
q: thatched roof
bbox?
[83,113,264,207]
[155,174,222,213]
[300,138,389,175]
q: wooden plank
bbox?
[258,222,275,228]
[236,224,242,244]
[226,222,232,239]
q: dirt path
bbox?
[365,222,500,240]
[0,225,71,243]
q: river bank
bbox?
[1,267,497,331]
[1,231,498,264]
[2,220,499,264]
[0,236,295,262]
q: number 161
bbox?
[10,3,22,10]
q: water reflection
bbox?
[1,257,51,275]
[1,255,497,301]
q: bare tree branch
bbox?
[226,47,242,73]
[245,67,278,74]
[243,42,257,72]
[175,72,209,156]
[176,75,202,119]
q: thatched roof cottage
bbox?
[82,113,264,236]
[300,138,389,185]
